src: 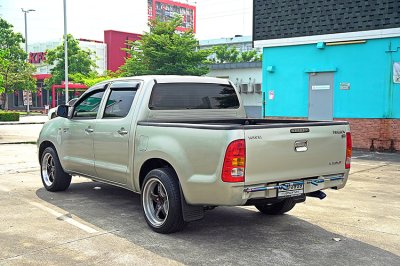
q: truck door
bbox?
[93,80,140,185]
[61,88,106,177]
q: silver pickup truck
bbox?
[38,76,352,233]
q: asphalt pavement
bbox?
[0,123,399,265]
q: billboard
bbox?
[148,0,196,32]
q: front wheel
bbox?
[40,147,71,192]
[141,168,186,234]
[255,198,296,215]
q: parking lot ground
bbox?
[0,144,399,265]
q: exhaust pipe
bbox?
[307,190,326,200]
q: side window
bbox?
[73,90,105,119]
[103,81,139,118]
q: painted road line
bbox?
[28,201,98,234]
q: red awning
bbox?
[33,74,51,80]
[53,83,88,89]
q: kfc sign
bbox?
[29,52,46,64]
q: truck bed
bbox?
[138,118,348,130]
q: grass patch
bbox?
[0,111,20,121]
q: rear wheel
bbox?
[40,147,71,192]
[255,198,296,215]
[141,168,186,234]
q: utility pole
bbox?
[63,0,69,103]
[21,8,35,114]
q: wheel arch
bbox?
[38,141,57,163]
[138,158,178,191]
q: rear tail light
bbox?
[345,132,352,169]
[222,139,246,182]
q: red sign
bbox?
[148,0,196,32]
[29,52,46,64]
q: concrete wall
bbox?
[262,37,400,119]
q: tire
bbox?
[255,198,296,215]
[141,168,186,234]
[40,147,71,192]
[51,113,56,119]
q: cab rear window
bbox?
[149,83,240,110]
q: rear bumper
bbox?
[182,171,349,206]
[242,171,349,203]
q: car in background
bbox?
[48,98,78,119]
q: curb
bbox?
[0,122,46,125]
[0,141,37,145]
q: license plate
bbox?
[277,181,304,198]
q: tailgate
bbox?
[244,123,349,186]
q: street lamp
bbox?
[63,0,69,103]
[21,8,35,114]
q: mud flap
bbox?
[180,187,204,222]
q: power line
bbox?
[198,10,251,20]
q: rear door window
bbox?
[103,81,139,118]
[149,83,240,110]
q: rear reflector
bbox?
[345,132,352,169]
[222,139,246,182]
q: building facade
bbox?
[253,0,400,151]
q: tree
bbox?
[239,50,261,62]
[211,45,240,63]
[210,46,262,64]
[69,71,120,87]
[120,16,210,76]
[0,18,36,110]
[45,34,97,88]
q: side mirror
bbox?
[56,105,69,118]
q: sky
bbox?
[0,0,253,44]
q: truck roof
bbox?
[101,75,231,85]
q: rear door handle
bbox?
[85,128,94,133]
[117,128,128,135]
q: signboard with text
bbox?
[29,52,46,64]
[23,91,32,106]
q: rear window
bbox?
[149,83,240,110]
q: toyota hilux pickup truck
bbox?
[38,75,352,234]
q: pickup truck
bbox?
[38,75,352,234]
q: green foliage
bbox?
[0,18,36,109]
[120,16,211,76]
[209,45,262,64]
[69,71,120,87]
[239,50,260,62]
[45,34,97,88]
[0,110,20,121]
[211,45,240,63]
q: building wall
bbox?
[206,64,263,118]
[104,30,141,72]
[262,37,400,119]
[28,40,107,75]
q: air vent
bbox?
[253,83,262,94]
